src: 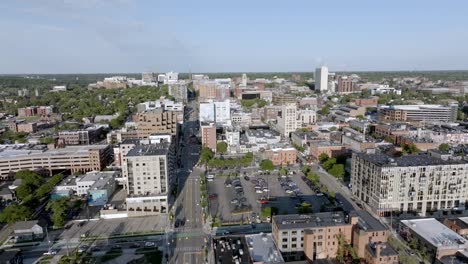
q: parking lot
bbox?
[60,216,169,240]
[206,168,332,224]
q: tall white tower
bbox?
[315,66,329,92]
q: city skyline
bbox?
[1,0,468,74]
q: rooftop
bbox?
[273,212,347,230]
[401,218,468,250]
[350,210,387,232]
[0,144,110,159]
[13,220,40,231]
[367,242,398,257]
[245,233,284,263]
[126,143,170,157]
[355,153,468,167]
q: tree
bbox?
[302,165,311,175]
[438,143,450,152]
[402,143,420,154]
[279,167,288,175]
[307,172,320,186]
[322,158,337,171]
[318,153,329,163]
[39,137,55,145]
[329,164,345,180]
[200,147,214,164]
[261,207,278,218]
[297,202,312,214]
[36,183,53,198]
[216,142,228,154]
[15,170,44,187]
[15,184,33,201]
[260,159,274,171]
[0,204,33,224]
[47,198,69,228]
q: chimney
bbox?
[375,243,382,257]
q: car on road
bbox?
[43,250,57,256]
[91,247,101,252]
[256,189,263,194]
[231,199,239,204]
[78,245,89,253]
[243,176,250,181]
[144,241,156,247]
[316,193,324,197]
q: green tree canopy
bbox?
[47,198,69,228]
[402,143,420,154]
[200,147,214,164]
[260,159,274,171]
[329,164,345,180]
[0,204,33,224]
[438,143,450,152]
[322,158,337,171]
[216,142,228,154]
[318,153,329,163]
[261,207,278,218]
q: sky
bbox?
[1,0,468,74]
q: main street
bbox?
[170,98,207,264]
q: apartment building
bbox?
[201,122,216,152]
[18,106,53,117]
[272,210,395,262]
[123,143,175,216]
[351,153,468,216]
[134,109,179,137]
[168,81,188,103]
[336,75,357,94]
[197,80,230,101]
[199,100,231,126]
[309,141,347,159]
[272,94,296,105]
[0,144,113,180]
[277,103,297,137]
[378,104,457,123]
[352,97,379,107]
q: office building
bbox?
[351,153,468,216]
[58,125,105,145]
[315,66,329,92]
[378,104,458,123]
[277,103,297,137]
[198,80,230,101]
[134,109,179,137]
[0,144,113,180]
[75,171,117,206]
[199,100,231,126]
[168,81,188,103]
[123,143,175,216]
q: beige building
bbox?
[0,144,113,180]
[272,210,395,262]
[123,143,175,216]
[277,103,297,137]
[134,109,179,138]
[378,104,457,123]
[351,153,468,216]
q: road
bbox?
[170,99,207,264]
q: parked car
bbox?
[145,241,156,247]
[43,250,57,256]
[244,176,250,181]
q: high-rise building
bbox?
[351,153,468,216]
[199,100,231,126]
[277,103,297,137]
[168,81,188,103]
[201,122,216,152]
[315,66,329,92]
[241,73,247,86]
[123,143,175,216]
[142,72,155,83]
[336,75,356,94]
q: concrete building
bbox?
[263,147,297,166]
[244,233,284,263]
[231,112,252,128]
[370,85,401,95]
[378,104,458,123]
[58,125,105,145]
[272,210,394,262]
[341,127,376,152]
[351,153,468,216]
[134,109,179,137]
[400,218,468,262]
[336,75,357,94]
[199,100,231,126]
[18,106,53,117]
[75,171,117,206]
[123,143,175,216]
[277,103,297,137]
[168,81,188,103]
[201,122,216,152]
[142,72,155,82]
[197,80,230,101]
[272,93,296,105]
[52,85,67,92]
[315,66,329,92]
[0,144,113,180]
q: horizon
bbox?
[1,0,468,74]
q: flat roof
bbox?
[244,233,284,263]
[126,143,170,157]
[367,242,398,257]
[273,212,347,230]
[350,210,387,232]
[355,153,468,167]
[0,144,109,159]
[401,218,468,250]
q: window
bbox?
[282,238,287,242]
[292,238,297,242]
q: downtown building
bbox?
[378,104,458,123]
[272,211,397,263]
[351,153,468,216]
[123,142,175,216]
[0,144,113,180]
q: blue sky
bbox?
[1,0,468,73]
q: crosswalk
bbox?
[174,246,202,252]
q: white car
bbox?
[145,241,156,247]
[256,189,263,194]
[43,250,57,256]
[316,193,324,197]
